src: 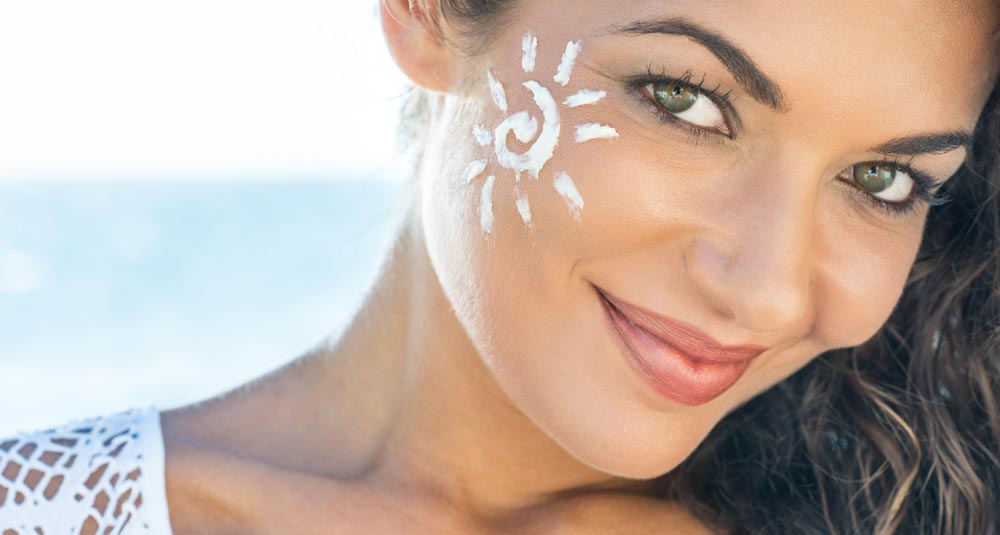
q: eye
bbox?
[848,162,914,203]
[644,81,730,136]
[836,160,950,217]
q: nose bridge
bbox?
[685,158,817,334]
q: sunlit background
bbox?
[0,0,410,434]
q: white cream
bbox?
[493,80,561,180]
[575,123,619,143]
[564,89,606,107]
[514,189,532,224]
[472,124,493,146]
[553,171,584,220]
[480,175,496,234]
[469,34,610,235]
[521,32,538,73]
[494,110,535,183]
[553,40,581,87]
[463,159,488,184]
[488,70,508,114]
[494,110,532,172]
[512,114,539,144]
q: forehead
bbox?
[512,0,999,127]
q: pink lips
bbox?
[595,285,769,406]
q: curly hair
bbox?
[393,1,1000,532]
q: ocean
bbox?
[0,177,403,434]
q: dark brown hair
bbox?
[396,1,1000,533]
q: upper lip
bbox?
[594,285,770,364]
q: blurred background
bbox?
[0,0,409,434]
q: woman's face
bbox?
[418,0,999,477]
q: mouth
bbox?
[593,284,768,406]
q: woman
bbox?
[2,0,998,533]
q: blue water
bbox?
[0,177,404,434]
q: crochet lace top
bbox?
[0,406,174,535]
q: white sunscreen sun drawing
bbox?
[464,31,620,235]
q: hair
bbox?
[393,1,1000,533]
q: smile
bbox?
[594,284,769,406]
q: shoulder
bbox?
[159,410,264,534]
[159,399,314,534]
[0,406,172,535]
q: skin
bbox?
[160,1,999,533]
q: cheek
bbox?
[418,90,599,373]
[809,216,924,349]
[420,36,635,323]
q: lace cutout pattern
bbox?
[0,407,169,535]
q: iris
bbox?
[854,164,896,193]
[652,81,698,114]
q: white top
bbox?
[0,406,174,535]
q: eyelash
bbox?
[621,65,951,217]
[843,158,951,217]
[623,65,737,143]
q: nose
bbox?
[683,191,814,335]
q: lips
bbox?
[594,285,768,406]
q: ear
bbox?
[380,0,458,93]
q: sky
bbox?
[0,0,410,180]
[0,1,412,433]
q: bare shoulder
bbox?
[556,492,722,535]
[158,376,315,535]
[156,355,362,534]
[160,406,263,534]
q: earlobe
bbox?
[380,0,457,93]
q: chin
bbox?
[572,430,709,480]
[537,391,720,480]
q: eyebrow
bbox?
[614,17,788,112]
[613,18,974,158]
[872,131,973,156]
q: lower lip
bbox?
[598,292,752,406]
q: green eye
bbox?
[843,162,917,204]
[652,82,698,113]
[853,164,896,193]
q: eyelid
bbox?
[622,67,952,220]
[642,84,731,137]
[839,159,950,217]
[622,66,740,139]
